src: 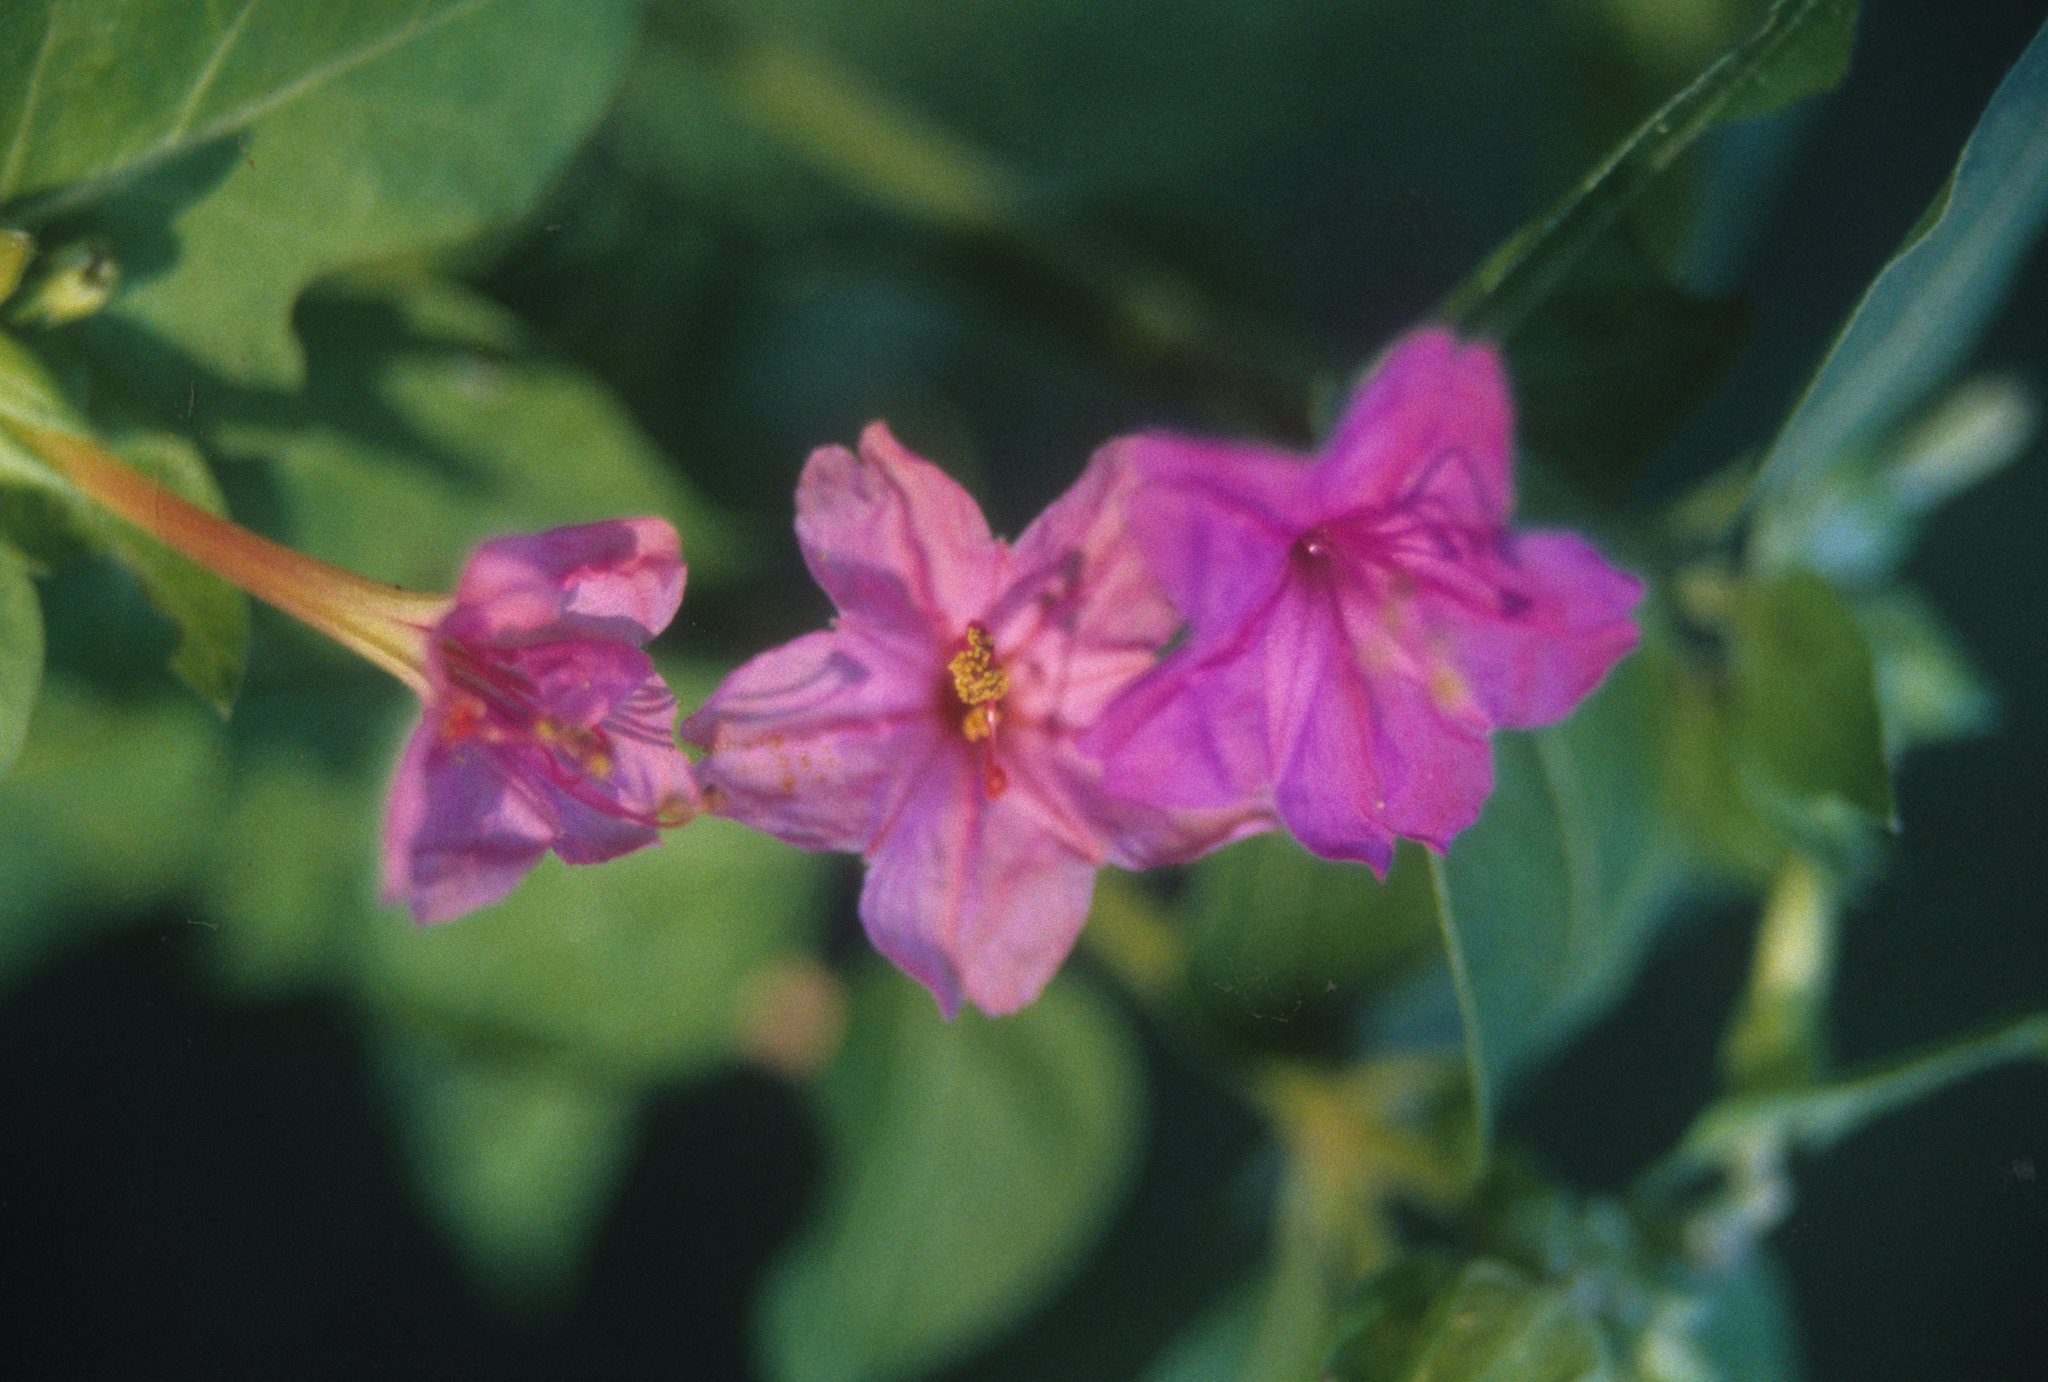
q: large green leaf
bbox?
[1325,1255,1611,1382]
[75,0,638,391]
[0,0,487,216]
[0,551,40,777]
[1751,18,2048,500]
[759,970,1143,1382]
[1444,0,1856,338]
[209,278,743,591]
[1431,649,1687,1149]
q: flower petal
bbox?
[683,624,939,852]
[1319,328,1513,527]
[1115,434,1305,649]
[381,727,558,923]
[858,747,1102,1018]
[1422,531,1644,728]
[796,423,1000,642]
[990,442,1182,728]
[443,518,685,648]
[1083,641,1277,813]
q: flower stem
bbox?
[20,424,445,694]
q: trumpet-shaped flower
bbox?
[383,519,700,922]
[17,424,697,923]
[684,424,1265,1017]
[1085,327,1642,871]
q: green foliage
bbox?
[0,1,485,214]
[1725,571,1892,853]
[0,550,40,776]
[1671,1013,2048,1171]
[90,431,248,711]
[72,0,639,393]
[760,970,1144,1382]
[1445,0,1857,339]
[1432,650,1687,1150]
[1327,1255,1611,1382]
[1752,17,2048,501]
[209,278,744,591]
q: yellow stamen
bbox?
[947,621,1009,715]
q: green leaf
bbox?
[93,432,247,712]
[210,279,744,591]
[1325,1255,1612,1382]
[75,0,639,391]
[1752,18,2048,500]
[1670,1013,2048,1171]
[0,677,227,992]
[1431,649,1689,1151]
[380,1034,638,1304]
[0,549,40,777]
[1444,0,1856,338]
[1182,835,1442,1044]
[759,970,1144,1382]
[0,1,492,216]
[1726,571,1893,847]
[1854,590,1995,754]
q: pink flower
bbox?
[382,519,700,922]
[1085,327,1642,871]
[19,424,699,923]
[683,425,1265,1017]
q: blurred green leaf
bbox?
[0,550,40,777]
[210,278,744,591]
[1726,571,1892,849]
[760,969,1143,1382]
[1432,650,1689,1152]
[1445,0,1855,338]
[381,1033,639,1303]
[1182,836,1441,1046]
[1669,1013,2048,1172]
[0,677,227,991]
[1854,590,1995,754]
[1719,858,1837,1093]
[91,431,247,712]
[1752,18,2048,501]
[0,1,490,216]
[1751,376,2037,585]
[362,811,821,1084]
[1691,1253,1804,1381]
[76,0,638,392]
[1325,1254,1611,1382]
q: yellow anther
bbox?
[947,622,1009,712]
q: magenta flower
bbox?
[684,424,1266,1016]
[382,519,701,922]
[17,420,700,924]
[1085,327,1642,871]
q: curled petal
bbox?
[443,518,684,647]
[796,423,1001,642]
[382,727,559,924]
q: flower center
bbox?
[946,622,1011,799]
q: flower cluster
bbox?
[35,326,1638,1018]
[688,327,1641,1013]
